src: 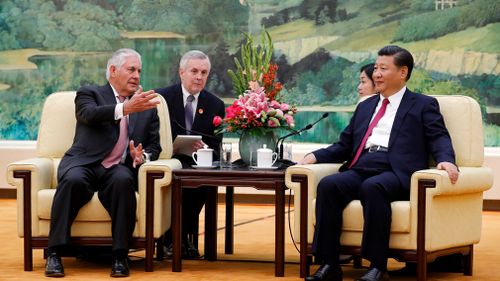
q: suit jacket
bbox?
[57,83,161,179]
[156,84,225,162]
[313,89,455,190]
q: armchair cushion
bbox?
[341,201,411,233]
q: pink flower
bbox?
[213,116,222,127]
[267,117,280,128]
[285,114,295,127]
[248,80,260,92]
[280,103,290,111]
[269,100,281,109]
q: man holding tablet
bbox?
[156,50,225,259]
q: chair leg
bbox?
[306,254,312,277]
[464,245,473,276]
[417,254,428,281]
[24,236,33,271]
[353,256,363,269]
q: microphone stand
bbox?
[275,113,329,167]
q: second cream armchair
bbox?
[7,91,181,272]
[285,95,493,281]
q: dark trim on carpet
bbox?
[483,200,500,211]
[0,188,16,199]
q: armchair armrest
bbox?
[409,166,493,251]
[411,167,493,197]
[7,157,54,192]
[136,158,182,238]
[285,163,342,241]
[6,158,54,237]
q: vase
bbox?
[238,128,278,166]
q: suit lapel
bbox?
[103,83,118,105]
[173,86,186,133]
[103,83,134,136]
[193,90,207,129]
[388,89,416,147]
[353,96,379,150]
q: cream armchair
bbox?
[7,91,181,272]
[285,95,493,280]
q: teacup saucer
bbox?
[249,165,279,170]
[192,165,218,169]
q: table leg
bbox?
[225,186,234,254]
[172,178,182,272]
[204,187,218,261]
[275,181,285,277]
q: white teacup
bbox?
[257,144,278,167]
[192,145,213,167]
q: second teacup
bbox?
[192,145,213,167]
[257,144,277,167]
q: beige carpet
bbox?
[0,198,499,280]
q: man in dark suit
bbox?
[156,50,225,258]
[299,45,459,281]
[45,48,161,278]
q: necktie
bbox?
[185,95,195,134]
[102,96,128,168]
[349,98,389,169]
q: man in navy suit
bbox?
[45,48,161,278]
[299,45,459,281]
[156,50,225,258]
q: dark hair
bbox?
[360,63,375,86]
[377,45,414,80]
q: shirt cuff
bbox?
[114,103,125,120]
[143,152,151,163]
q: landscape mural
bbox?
[0,0,499,145]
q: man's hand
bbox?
[191,140,207,152]
[123,86,160,115]
[129,140,144,168]
[297,153,317,165]
[437,161,459,184]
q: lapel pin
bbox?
[198,108,204,114]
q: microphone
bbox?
[309,112,329,128]
[276,112,329,160]
[172,119,220,140]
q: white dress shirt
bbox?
[365,86,406,149]
[181,84,200,121]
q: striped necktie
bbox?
[185,95,195,134]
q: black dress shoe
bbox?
[163,241,201,260]
[184,240,201,259]
[163,243,188,259]
[305,264,342,281]
[356,267,388,281]
[110,256,129,277]
[45,252,65,277]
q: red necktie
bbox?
[349,98,389,169]
[102,96,128,168]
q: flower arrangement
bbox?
[213,31,297,134]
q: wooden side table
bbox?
[171,167,287,277]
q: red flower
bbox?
[213,116,222,127]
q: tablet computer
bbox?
[173,135,202,156]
